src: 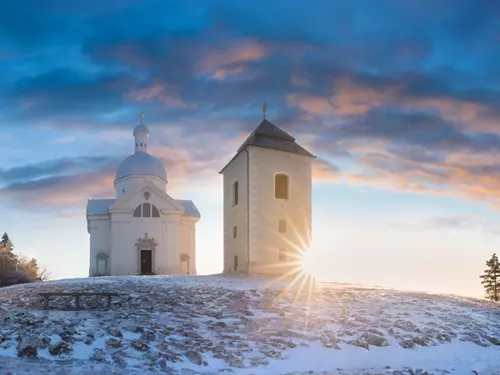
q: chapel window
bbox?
[234,255,238,272]
[233,181,239,206]
[275,173,289,199]
[233,226,237,239]
[133,204,160,218]
[143,203,151,217]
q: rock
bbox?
[17,334,40,357]
[141,330,156,342]
[347,339,369,350]
[322,335,340,349]
[364,333,389,347]
[49,340,72,356]
[106,338,122,348]
[107,329,123,338]
[259,347,283,359]
[185,350,207,366]
[228,355,245,368]
[489,337,500,346]
[184,331,201,339]
[399,339,416,349]
[0,306,7,324]
[90,348,106,362]
[131,339,149,352]
[112,352,127,367]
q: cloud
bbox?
[312,158,341,181]
[395,214,500,236]
[125,82,189,108]
[195,39,267,77]
[3,0,500,214]
[55,136,76,143]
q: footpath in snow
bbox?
[0,274,498,375]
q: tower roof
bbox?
[220,119,315,173]
[237,119,314,157]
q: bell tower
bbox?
[219,111,315,275]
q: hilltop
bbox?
[0,275,498,375]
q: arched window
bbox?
[133,203,160,218]
[143,203,151,217]
[275,173,289,199]
[233,181,239,206]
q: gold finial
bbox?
[262,102,267,119]
[140,112,144,124]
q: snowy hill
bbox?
[0,275,499,375]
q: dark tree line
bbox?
[0,232,50,286]
[480,253,500,301]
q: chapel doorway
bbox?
[140,250,152,274]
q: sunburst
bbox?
[254,216,319,313]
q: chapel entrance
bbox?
[140,250,152,274]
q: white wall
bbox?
[88,217,111,276]
[115,176,167,199]
[248,146,312,274]
[180,217,198,274]
[222,151,249,273]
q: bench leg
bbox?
[75,295,80,310]
[44,296,49,310]
[107,295,112,308]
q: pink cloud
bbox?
[195,39,266,76]
[125,82,189,108]
[211,66,246,81]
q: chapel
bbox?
[220,112,315,274]
[86,117,200,277]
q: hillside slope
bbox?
[0,275,498,375]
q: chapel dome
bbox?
[115,152,167,181]
[133,124,149,136]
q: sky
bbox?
[1,0,500,298]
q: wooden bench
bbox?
[38,292,121,310]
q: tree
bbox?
[0,232,18,270]
[480,253,500,301]
[17,256,51,281]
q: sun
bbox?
[300,248,319,280]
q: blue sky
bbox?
[1,0,500,297]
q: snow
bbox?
[0,274,499,374]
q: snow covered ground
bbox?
[0,274,499,375]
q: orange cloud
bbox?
[125,82,188,108]
[211,66,246,81]
[290,75,311,88]
[195,39,266,76]
[312,159,341,181]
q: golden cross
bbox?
[262,102,267,119]
[140,112,144,124]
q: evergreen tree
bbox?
[480,253,500,301]
[0,232,18,270]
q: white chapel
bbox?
[86,118,200,277]
[220,114,315,275]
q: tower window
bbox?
[275,174,289,199]
[233,181,239,206]
[278,220,286,233]
[234,255,238,272]
[279,249,287,261]
[233,226,237,239]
